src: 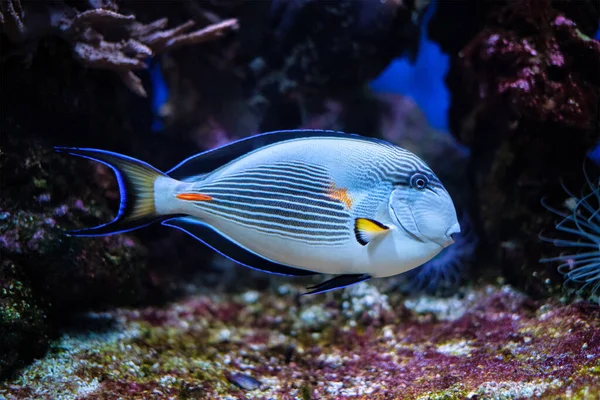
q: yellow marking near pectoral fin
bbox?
[327,184,353,209]
[354,218,389,246]
[176,193,213,201]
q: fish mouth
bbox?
[441,222,461,248]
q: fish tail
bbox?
[55,147,168,236]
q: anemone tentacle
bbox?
[540,164,600,303]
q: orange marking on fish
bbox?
[176,193,213,201]
[327,184,353,209]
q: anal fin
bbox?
[303,274,371,295]
[162,216,318,277]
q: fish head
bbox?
[388,171,460,248]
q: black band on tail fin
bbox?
[55,147,167,236]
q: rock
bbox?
[0,1,238,376]
[0,260,47,378]
[240,0,429,132]
[2,285,599,398]
[428,0,600,298]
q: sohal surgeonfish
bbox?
[56,130,460,294]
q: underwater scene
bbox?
[1,0,600,399]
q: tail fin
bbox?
[56,147,167,236]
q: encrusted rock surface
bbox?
[0,0,237,97]
[0,0,430,378]
[428,0,600,297]
[0,0,238,378]
[3,0,599,392]
[1,283,599,399]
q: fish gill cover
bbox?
[1,0,600,398]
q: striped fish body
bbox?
[57,130,460,294]
[158,137,443,277]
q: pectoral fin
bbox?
[303,274,371,295]
[354,218,390,246]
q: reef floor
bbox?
[1,281,599,399]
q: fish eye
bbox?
[410,173,429,190]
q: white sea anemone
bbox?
[540,167,600,303]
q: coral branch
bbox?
[161,18,238,52]
[0,0,27,42]
[0,1,238,97]
[119,70,147,97]
[68,8,135,31]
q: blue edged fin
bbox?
[161,216,319,277]
[167,129,387,180]
[55,147,168,236]
[303,274,371,295]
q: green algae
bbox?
[416,384,468,400]
[0,261,48,378]
[2,284,600,399]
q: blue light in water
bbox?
[370,0,450,131]
[585,24,600,164]
[148,58,169,132]
[588,144,600,166]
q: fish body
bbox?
[57,130,460,294]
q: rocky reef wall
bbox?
[429,0,600,298]
[1,0,599,397]
[0,0,427,379]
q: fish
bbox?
[56,129,461,295]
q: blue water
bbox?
[585,26,600,164]
[149,59,168,132]
[369,0,449,131]
[371,8,600,133]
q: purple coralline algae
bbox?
[1,284,599,399]
[429,0,600,298]
[1,0,600,396]
[0,0,238,378]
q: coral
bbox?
[0,0,248,376]
[0,0,435,378]
[0,131,150,378]
[5,0,598,393]
[428,0,600,297]
[1,284,599,398]
[237,0,430,132]
[247,0,426,95]
[341,282,392,322]
[540,165,600,303]
[132,1,432,148]
[0,0,237,97]
[147,0,432,141]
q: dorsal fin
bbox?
[166,129,386,180]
